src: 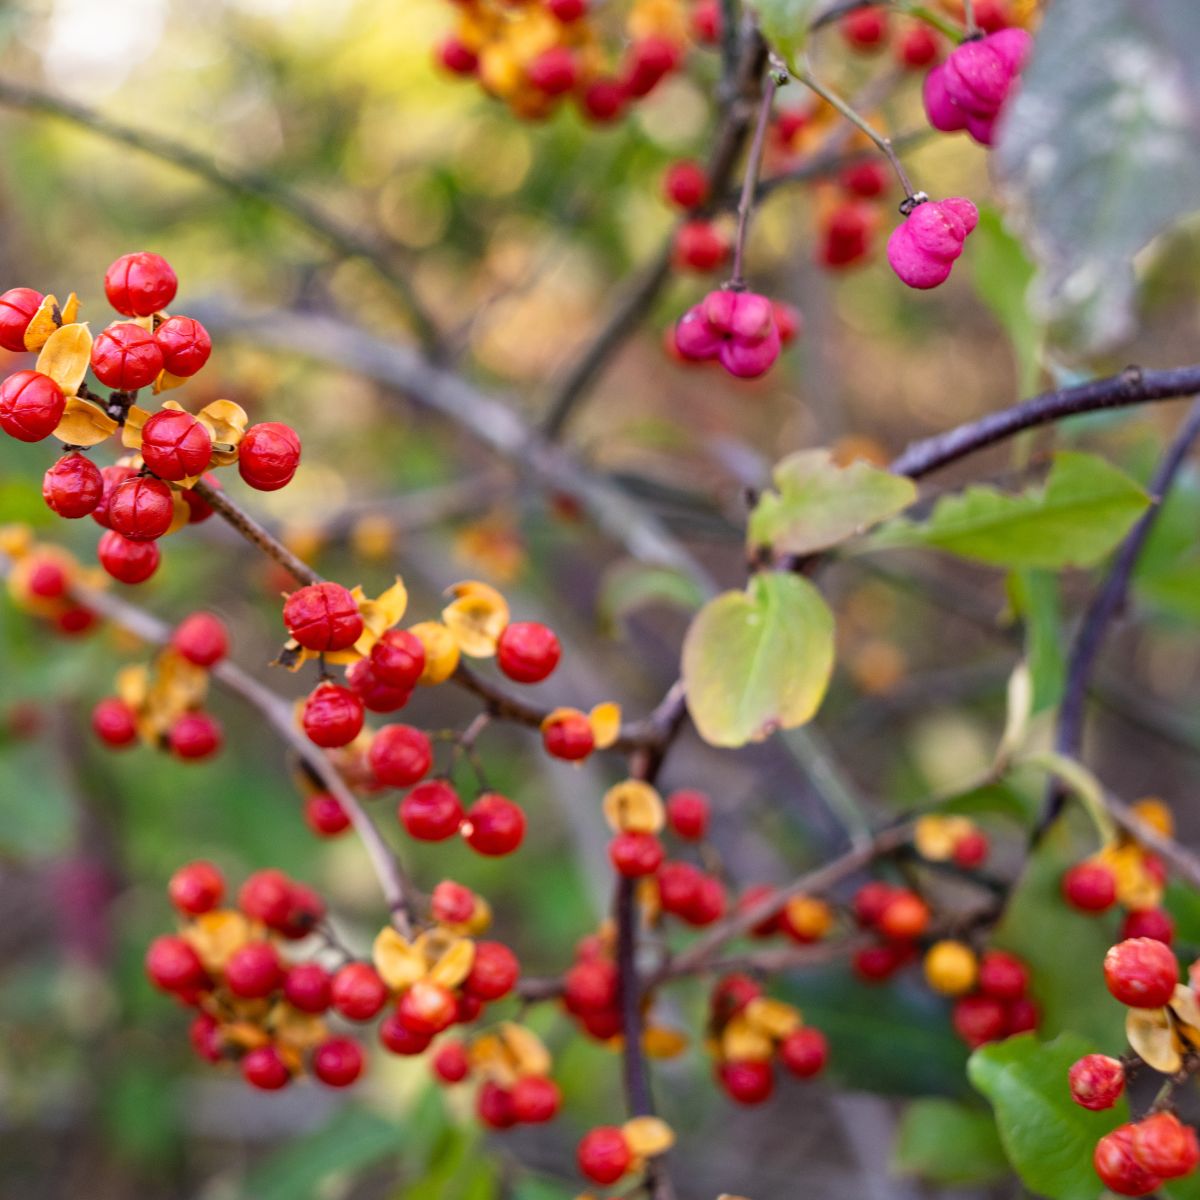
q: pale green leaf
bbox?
[866,452,1149,569]
[747,448,916,556]
[892,1099,1009,1187]
[969,1033,1129,1200]
[1007,569,1066,712]
[597,561,704,634]
[746,0,821,59]
[681,572,834,748]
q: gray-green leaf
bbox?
[747,448,917,556]
[892,1098,1009,1187]
[745,0,821,60]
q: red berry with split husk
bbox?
[43,453,103,518]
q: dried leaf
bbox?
[36,322,92,396]
[745,996,801,1039]
[500,1021,551,1076]
[410,620,460,684]
[643,1026,689,1058]
[602,779,665,834]
[622,1115,675,1159]
[373,926,426,991]
[1126,1007,1182,1073]
[427,937,476,990]
[184,909,252,973]
[589,702,622,750]
[720,1014,774,1062]
[52,397,119,447]
[23,294,62,352]
[442,580,510,657]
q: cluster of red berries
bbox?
[92,611,229,761]
[923,27,1032,146]
[675,289,785,380]
[0,253,301,588]
[1066,936,1200,1194]
[887,196,979,290]
[435,0,686,123]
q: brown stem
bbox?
[728,67,780,288]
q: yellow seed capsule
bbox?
[923,940,978,997]
[408,620,461,685]
[1131,797,1174,839]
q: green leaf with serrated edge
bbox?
[745,0,821,59]
[747,448,917,556]
[681,571,834,748]
[892,1099,1009,1187]
[596,560,704,635]
[994,0,1200,354]
[969,1034,1129,1200]
[969,207,1041,395]
[865,452,1149,569]
[1008,569,1066,713]
[990,805,1125,1046]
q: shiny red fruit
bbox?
[663,160,710,210]
[1068,1053,1125,1111]
[1104,938,1179,1008]
[140,409,212,480]
[511,1075,561,1123]
[1121,907,1174,945]
[331,963,388,1021]
[312,1036,364,1087]
[370,628,425,690]
[430,879,475,926]
[171,612,228,667]
[91,322,164,391]
[104,252,177,317]
[840,5,889,51]
[304,791,351,837]
[154,315,211,377]
[225,940,283,998]
[564,960,618,1013]
[92,696,138,747]
[674,219,730,272]
[495,621,561,683]
[1130,1112,1200,1180]
[0,287,42,351]
[431,1040,470,1083]
[302,683,365,748]
[239,869,294,926]
[379,1012,432,1055]
[168,860,224,915]
[462,793,526,856]
[609,830,664,877]
[43,453,103,518]
[91,465,138,528]
[542,710,594,760]
[145,934,207,994]
[977,950,1029,1001]
[719,1059,775,1104]
[577,1126,632,1184]
[1063,861,1118,912]
[242,1045,291,1090]
[666,789,710,840]
[168,712,222,760]
[238,421,301,491]
[369,724,434,789]
[399,780,464,841]
[107,476,174,541]
[464,940,519,1000]
[952,994,1008,1048]
[346,657,411,713]
[1094,1125,1163,1197]
[98,529,161,584]
[282,582,363,652]
[0,370,66,442]
[477,1081,517,1129]
[396,979,457,1036]
[779,1027,829,1078]
[283,962,333,1012]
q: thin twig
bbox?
[729,67,780,289]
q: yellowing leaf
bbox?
[589,702,622,750]
[442,580,510,657]
[602,779,665,834]
[24,294,62,352]
[52,397,119,447]
[427,937,476,990]
[1125,1007,1181,1073]
[36,322,92,396]
[621,1115,675,1159]
[373,927,426,990]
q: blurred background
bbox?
[2,0,1200,1197]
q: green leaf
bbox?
[867,452,1149,569]
[1007,569,1066,712]
[990,805,1125,1047]
[681,572,834,748]
[746,0,821,59]
[892,1099,1009,1187]
[747,448,917,556]
[1135,557,1200,623]
[969,1033,1129,1200]
[596,560,704,634]
[969,207,1041,394]
[994,0,1200,354]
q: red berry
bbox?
[242,1045,291,1090]
[564,960,618,1013]
[331,963,388,1021]
[898,23,940,68]
[98,529,161,584]
[283,962,333,1012]
[658,860,703,917]
[478,1081,517,1130]
[511,1075,561,1123]
[304,791,351,837]
[464,940,519,1000]
[853,881,898,927]
[1104,938,1179,1008]
[1122,907,1175,945]
[578,1126,632,1184]
[225,940,283,998]
[302,683,365,748]
[840,160,889,199]
[547,0,586,19]
[580,1007,623,1039]
[104,252,177,317]
[609,831,664,877]
[168,860,224,915]
[171,612,228,667]
[189,1012,223,1062]
[0,287,42,351]
[432,1040,471,1083]
[691,0,720,42]
[0,370,66,442]
[711,973,762,1023]
[663,160,710,210]
[238,421,301,491]
[878,891,930,940]
[738,883,783,936]
[779,1027,829,1078]
[91,464,138,528]
[1005,995,1039,1034]
[579,78,627,123]
[952,828,990,868]
[977,950,1029,1001]
[820,201,877,268]
[431,879,476,925]
[853,942,914,983]
[952,994,1008,1047]
[369,724,434,789]
[542,710,595,760]
[685,874,727,925]
[283,582,363,652]
[346,657,412,713]
[772,301,803,345]
[436,37,478,75]
[666,789,710,840]
[312,1036,364,1087]
[55,605,97,636]
[239,869,294,926]
[527,46,577,95]
[400,779,465,841]
[107,476,174,541]
[840,5,889,51]
[168,712,222,760]
[181,472,220,523]
[43,453,103,518]
[379,1012,433,1056]
[92,697,138,747]
[27,557,67,598]
[496,621,561,684]
[369,629,425,690]
[1063,861,1118,912]
[145,934,208,995]
[396,979,457,1036]
[91,322,164,391]
[462,793,526,856]
[719,1059,775,1105]
[1131,1112,1200,1180]
[1068,1053,1125,1111]
[153,316,211,377]
[140,409,212,480]
[621,35,679,97]
[1094,1125,1163,1197]
[674,220,730,272]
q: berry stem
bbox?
[728,64,781,290]
[791,63,918,200]
[960,0,979,36]
[900,1,967,40]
